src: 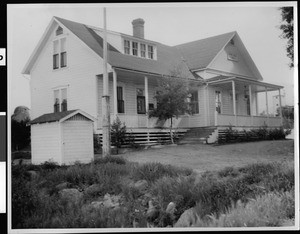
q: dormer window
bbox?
[56,26,63,36]
[123,38,156,60]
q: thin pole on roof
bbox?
[102,7,111,157]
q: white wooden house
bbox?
[24,16,283,147]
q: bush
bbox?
[111,117,127,153]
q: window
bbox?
[56,26,63,36]
[123,38,155,60]
[117,86,125,113]
[140,43,146,58]
[148,45,154,59]
[53,88,68,112]
[54,90,60,113]
[137,88,146,114]
[53,40,59,69]
[215,91,222,114]
[132,42,138,56]
[124,40,130,54]
[60,38,67,68]
[190,91,199,114]
[53,38,67,69]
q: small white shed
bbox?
[30,109,95,165]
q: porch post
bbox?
[232,80,237,125]
[249,85,253,125]
[265,86,269,126]
[113,69,118,118]
[145,76,149,130]
[278,89,283,126]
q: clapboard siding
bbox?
[62,120,94,164]
[30,21,104,122]
[97,76,157,129]
[31,122,62,164]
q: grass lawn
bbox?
[121,140,294,173]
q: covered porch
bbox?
[96,67,206,131]
[207,76,284,128]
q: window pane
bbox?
[61,52,67,67]
[136,88,144,96]
[53,40,59,54]
[137,96,146,114]
[54,90,60,112]
[148,45,153,59]
[56,26,63,36]
[53,54,59,69]
[61,88,67,111]
[61,38,66,52]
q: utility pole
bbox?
[102,7,111,157]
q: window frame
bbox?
[53,87,68,113]
[53,35,67,70]
[117,86,125,114]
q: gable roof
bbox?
[29,109,95,125]
[22,17,263,81]
[175,31,236,71]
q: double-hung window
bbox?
[132,42,138,56]
[53,88,68,113]
[60,38,67,68]
[148,45,154,59]
[215,91,222,114]
[53,28,67,70]
[53,40,59,70]
[124,40,130,55]
[117,86,125,113]
[190,91,199,114]
[137,88,146,114]
[140,43,146,58]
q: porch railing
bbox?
[216,113,282,128]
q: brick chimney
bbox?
[132,18,145,39]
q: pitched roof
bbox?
[55,17,194,79]
[175,31,236,70]
[30,110,78,124]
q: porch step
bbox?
[178,127,216,145]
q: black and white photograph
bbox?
[7,2,298,232]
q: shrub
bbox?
[111,117,127,153]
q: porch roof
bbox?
[206,76,283,92]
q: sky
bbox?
[7,2,297,115]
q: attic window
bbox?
[230,39,234,45]
[56,26,63,36]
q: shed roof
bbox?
[29,109,95,125]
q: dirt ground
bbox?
[121,140,295,173]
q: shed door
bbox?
[62,120,93,164]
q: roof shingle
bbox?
[175,31,236,70]
[30,110,78,125]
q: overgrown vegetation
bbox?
[12,158,294,228]
[218,125,291,144]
